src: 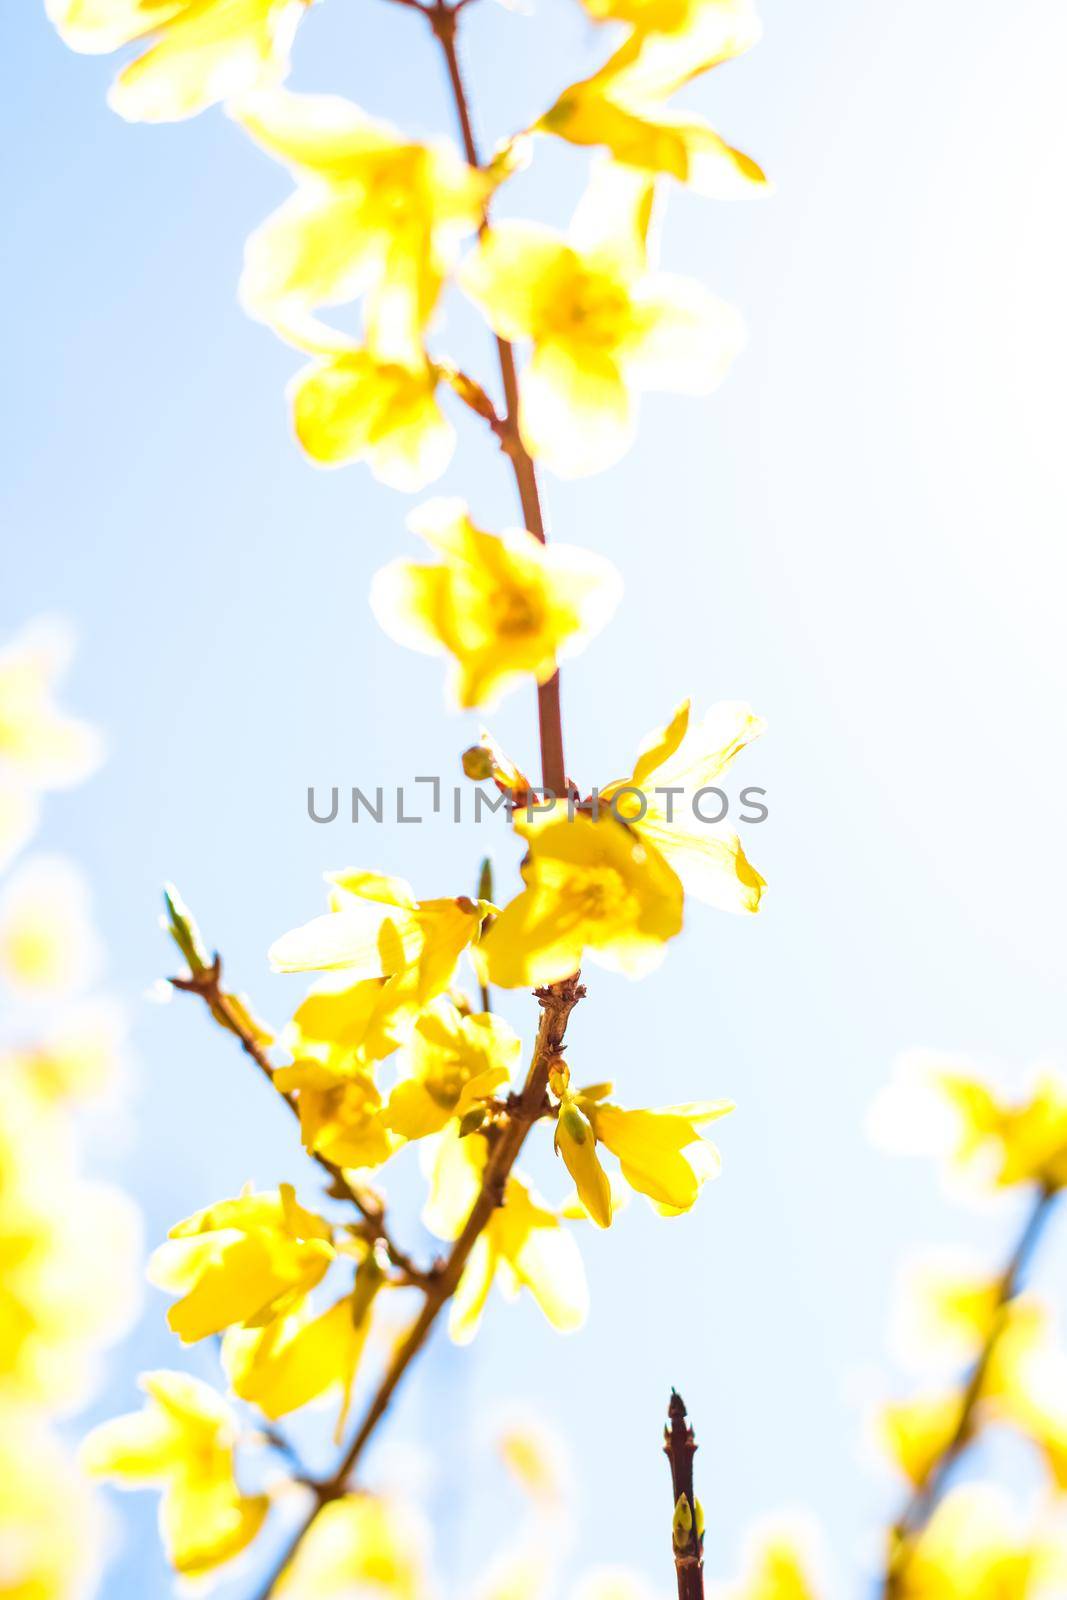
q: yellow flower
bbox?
[0,856,103,998]
[461,163,744,477]
[0,1409,102,1600]
[0,1077,141,1407]
[272,870,489,1059]
[539,0,765,196]
[148,1185,334,1343]
[872,1056,1067,1191]
[274,1492,429,1599]
[82,1371,269,1576]
[581,1094,730,1213]
[222,1268,380,1422]
[719,1514,824,1599]
[877,1393,961,1489]
[46,0,310,122]
[385,996,520,1140]
[423,1129,588,1344]
[895,1486,1060,1600]
[480,810,684,989]
[371,499,622,709]
[891,1253,1001,1373]
[602,698,766,913]
[237,88,488,342]
[985,1302,1067,1489]
[8,999,127,1103]
[290,338,454,491]
[0,619,101,792]
[273,1057,397,1169]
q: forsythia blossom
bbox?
[46,0,311,122]
[371,498,622,709]
[82,1371,270,1575]
[461,165,744,476]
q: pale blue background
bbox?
[5,0,1067,1593]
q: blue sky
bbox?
[6,0,1067,1594]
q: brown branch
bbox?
[664,1390,704,1600]
[883,1181,1058,1595]
[169,956,436,1291]
[252,975,585,1599]
[427,0,567,797]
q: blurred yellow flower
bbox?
[894,1486,1061,1600]
[0,620,101,793]
[872,1056,1067,1191]
[237,89,488,341]
[371,499,622,709]
[461,163,743,476]
[891,1253,1001,1373]
[539,0,765,195]
[7,999,127,1103]
[602,698,766,914]
[878,1393,961,1489]
[717,1515,824,1600]
[480,810,684,988]
[0,1077,140,1408]
[424,1129,588,1344]
[82,1370,269,1576]
[385,996,520,1140]
[275,1492,428,1598]
[46,0,310,122]
[0,1408,102,1599]
[290,340,454,490]
[0,857,102,998]
[148,1185,334,1343]
[986,1302,1067,1490]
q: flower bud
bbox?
[673,1493,693,1551]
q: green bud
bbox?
[694,1498,705,1541]
[162,883,210,975]
[477,856,494,903]
[672,1494,693,1551]
[458,1106,487,1137]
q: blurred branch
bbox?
[883,1181,1059,1594]
[664,1390,704,1600]
[253,974,584,1599]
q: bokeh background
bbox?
[6,0,1067,1592]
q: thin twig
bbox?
[664,1390,704,1600]
[252,976,584,1598]
[170,957,436,1290]
[883,1182,1059,1594]
[427,0,567,796]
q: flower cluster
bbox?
[0,620,140,1599]
[48,0,769,1590]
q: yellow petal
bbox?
[520,341,634,479]
[555,1101,613,1228]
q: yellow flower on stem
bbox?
[289,336,454,491]
[148,1185,334,1343]
[236,88,488,340]
[223,1248,384,1424]
[423,1129,588,1344]
[371,499,622,709]
[582,1095,731,1213]
[274,1492,429,1599]
[460,164,744,477]
[539,0,766,195]
[480,809,684,989]
[602,697,766,914]
[271,870,489,1061]
[0,619,101,792]
[384,996,521,1140]
[273,1057,397,1170]
[82,1371,269,1576]
[877,1393,961,1489]
[46,0,311,122]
